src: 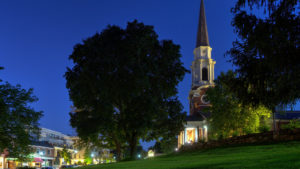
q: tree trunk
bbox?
[129,133,137,160]
[116,144,122,161]
[272,108,276,133]
[114,140,122,161]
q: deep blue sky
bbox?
[1,0,299,148]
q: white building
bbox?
[39,127,74,149]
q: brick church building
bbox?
[177,0,300,148]
[178,0,215,147]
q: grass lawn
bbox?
[82,142,300,169]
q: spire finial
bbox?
[196,0,209,47]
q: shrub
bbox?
[198,138,206,143]
[243,128,254,135]
[258,125,270,133]
[281,120,300,130]
[208,133,218,141]
[232,131,239,137]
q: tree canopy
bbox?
[227,0,300,112]
[0,80,42,159]
[205,71,271,139]
[65,20,188,160]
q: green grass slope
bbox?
[83,142,300,169]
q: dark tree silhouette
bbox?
[0,79,42,160]
[65,20,188,160]
[227,0,300,130]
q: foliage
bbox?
[84,157,92,165]
[136,145,147,159]
[281,119,300,130]
[160,137,178,154]
[150,136,177,154]
[65,20,188,160]
[79,142,300,169]
[226,0,300,120]
[258,125,271,132]
[149,142,162,154]
[0,81,42,160]
[72,137,105,159]
[84,149,93,165]
[205,71,271,138]
[54,157,60,165]
[61,147,72,164]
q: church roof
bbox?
[186,115,204,121]
[196,0,210,47]
[186,111,210,121]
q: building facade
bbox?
[2,127,111,169]
[178,0,215,147]
[36,128,75,167]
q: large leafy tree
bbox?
[226,0,299,130]
[205,71,271,138]
[65,20,187,160]
[0,74,42,159]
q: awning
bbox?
[33,158,43,163]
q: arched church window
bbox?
[202,68,208,81]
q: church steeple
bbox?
[191,0,215,89]
[196,0,209,47]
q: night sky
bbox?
[1,0,299,148]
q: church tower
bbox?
[190,0,216,116]
[178,0,214,148]
[178,0,216,148]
